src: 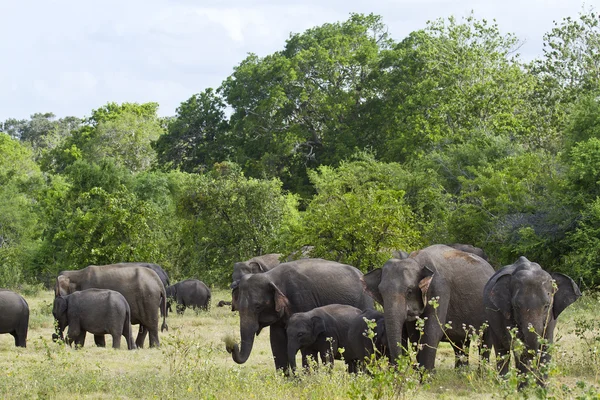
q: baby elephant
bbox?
[345,309,389,373]
[0,289,29,347]
[483,256,580,386]
[166,279,211,315]
[52,288,135,350]
[286,304,363,372]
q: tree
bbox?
[154,88,230,173]
[173,163,295,285]
[220,13,391,195]
[289,156,424,272]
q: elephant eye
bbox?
[297,332,304,337]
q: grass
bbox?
[0,288,599,399]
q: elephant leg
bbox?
[136,325,148,349]
[417,311,446,371]
[176,303,185,315]
[269,324,289,371]
[111,333,121,349]
[453,338,470,368]
[94,334,106,347]
[74,331,87,348]
[148,327,160,348]
[494,332,512,375]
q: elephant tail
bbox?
[161,289,168,332]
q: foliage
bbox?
[172,163,294,285]
[154,88,230,173]
[289,156,423,272]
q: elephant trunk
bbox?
[384,297,407,364]
[230,313,259,364]
[287,342,299,372]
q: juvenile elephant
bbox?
[56,264,167,348]
[231,253,282,311]
[286,304,363,372]
[0,289,29,347]
[483,257,580,385]
[52,288,135,349]
[363,244,495,371]
[345,309,389,373]
[166,279,211,314]
[226,258,374,371]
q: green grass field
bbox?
[0,288,599,399]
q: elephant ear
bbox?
[56,275,72,296]
[419,265,435,305]
[270,282,290,318]
[362,269,383,305]
[551,273,582,319]
[249,261,268,273]
[488,274,512,320]
[311,316,326,337]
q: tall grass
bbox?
[0,289,598,399]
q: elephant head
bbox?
[488,257,581,352]
[52,296,69,341]
[55,274,76,297]
[363,258,434,362]
[286,313,326,370]
[227,273,290,364]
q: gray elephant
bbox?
[226,258,374,371]
[483,257,580,385]
[166,279,211,314]
[390,250,410,260]
[446,243,488,261]
[345,309,389,373]
[286,304,363,372]
[52,288,135,350]
[231,253,282,311]
[0,289,29,347]
[56,264,167,348]
[363,244,495,371]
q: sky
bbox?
[0,0,592,121]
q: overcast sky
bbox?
[0,0,591,121]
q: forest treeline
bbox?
[1,12,599,288]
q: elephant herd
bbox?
[226,244,582,386]
[0,245,582,387]
[0,262,211,349]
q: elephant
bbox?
[166,279,211,314]
[225,258,374,371]
[217,300,232,307]
[391,250,410,260]
[345,309,389,373]
[0,289,29,347]
[446,243,488,261]
[52,288,135,350]
[55,264,167,348]
[483,256,581,386]
[286,304,363,372]
[231,253,282,311]
[363,244,495,371]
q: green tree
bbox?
[173,163,294,285]
[154,89,230,173]
[290,156,426,272]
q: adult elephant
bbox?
[363,244,494,371]
[483,257,580,385]
[55,264,167,348]
[0,289,29,347]
[166,279,211,314]
[226,258,374,371]
[231,253,282,311]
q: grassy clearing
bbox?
[0,288,599,399]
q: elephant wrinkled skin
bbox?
[0,289,29,347]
